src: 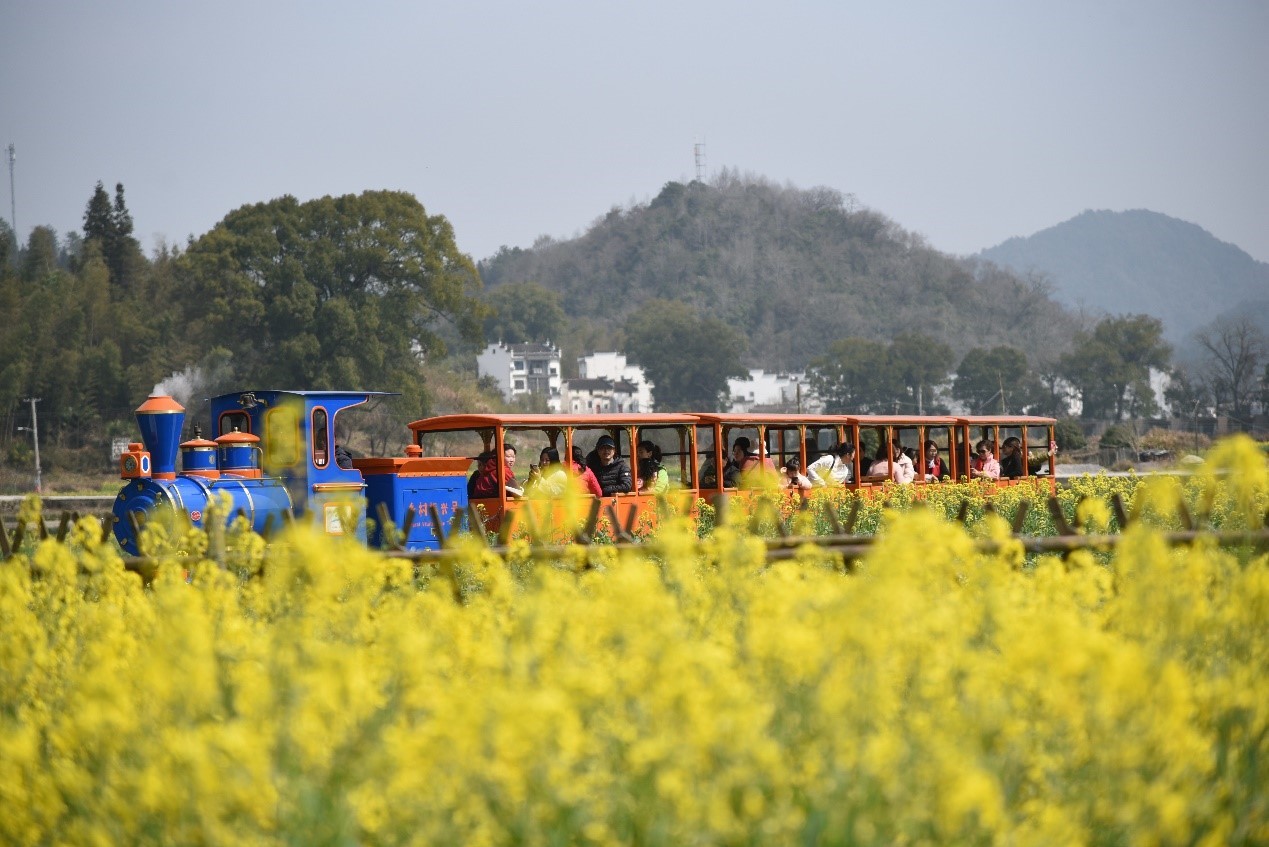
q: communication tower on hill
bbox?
[694,141,706,183]
[6,143,14,242]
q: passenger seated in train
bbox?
[468,450,524,498]
[636,441,669,495]
[730,437,776,489]
[780,457,814,497]
[525,448,568,497]
[999,436,1025,479]
[504,444,522,491]
[868,441,915,484]
[586,435,633,495]
[970,440,1001,481]
[334,442,353,470]
[571,446,604,496]
[923,440,951,481]
[807,442,855,486]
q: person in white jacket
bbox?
[807,443,856,486]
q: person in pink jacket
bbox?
[970,440,1001,481]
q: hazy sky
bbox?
[3,1,1267,264]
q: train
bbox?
[112,390,1058,554]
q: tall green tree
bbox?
[175,191,487,405]
[81,181,142,290]
[483,281,566,344]
[808,337,896,414]
[1164,365,1209,420]
[624,299,747,411]
[890,332,953,413]
[1060,315,1171,420]
[82,182,112,244]
[953,346,1029,414]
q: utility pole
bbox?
[20,397,41,493]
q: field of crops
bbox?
[1,437,1266,845]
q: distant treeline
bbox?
[0,186,488,472]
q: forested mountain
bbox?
[479,172,1081,374]
[979,210,1269,344]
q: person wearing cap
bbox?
[585,435,633,496]
[807,442,855,486]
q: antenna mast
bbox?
[6,143,14,244]
[693,141,706,183]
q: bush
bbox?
[1138,427,1209,455]
[1054,418,1086,451]
[1100,424,1135,449]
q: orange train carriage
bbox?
[407,411,1057,533]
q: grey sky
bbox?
[3,1,1267,264]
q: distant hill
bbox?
[479,173,1081,372]
[978,209,1269,344]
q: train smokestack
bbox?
[135,394,185,480]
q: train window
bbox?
[804,427,838,463]
[416,428,491,460]
[635,425,691,487]
[766,427,801,468]
[265,407,302,469]
[504,427,564,470]
[858,428,884,467]
[573,428,630,459]
[695,424,724,489]
[219,411,249,436]
[312,408,329,469]
[996,426,1025,479]
[1025,424,1054,476]
[922,426,954,480]
[894,426,922,474]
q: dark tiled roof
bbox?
[507,342,558,355]
[566,378,613,391]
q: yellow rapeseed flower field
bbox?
[1,437,1265,845]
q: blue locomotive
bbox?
[112,390,470,554]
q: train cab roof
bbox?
[211,389,398,412]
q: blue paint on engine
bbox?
[114,388,470,555]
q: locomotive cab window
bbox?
[219,411,249,436]
[265,407,302,468]
[312,408,329,469]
